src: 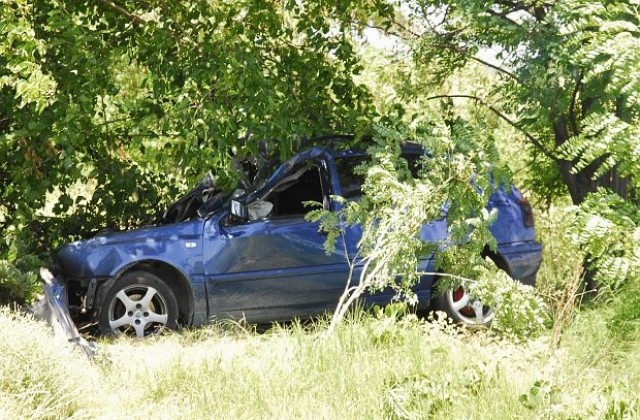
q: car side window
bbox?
[335,154,424,200]
[260,164,327,219]
[335,156,369,199]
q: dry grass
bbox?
[1,307,639,419]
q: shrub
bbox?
[0,259,40,305]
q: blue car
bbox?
[51,142,542,337]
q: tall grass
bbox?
[0,309,98,419]
[2,307,639,419]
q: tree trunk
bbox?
[553,115,631,294]
[554,115,629,205]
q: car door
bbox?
[331,152,438,305]
[203,160,350,322]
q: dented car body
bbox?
[48,143,542,337]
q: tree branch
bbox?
[378,6,521,83]
[486,9,523,27]
[468,55,520,82]
[424,29,523,84]
[362,23,413,41]
[95,0,145,25]
[493,0,525,7]
[425,94,558,162]
[385,18,423,38]
[568,72,582,137]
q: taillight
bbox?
[517,197,534,227]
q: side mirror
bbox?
[230,199,248,220]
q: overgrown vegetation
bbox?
[2,306,640,419]
[2,0,640,416]
[307,122,546,337]
[1,0,373,255]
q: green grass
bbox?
[2,308,639,419]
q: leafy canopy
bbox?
[0,0,374,258]
[361,0,640,205]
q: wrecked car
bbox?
[47,140,542,337]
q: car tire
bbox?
[432,284,494,326]
[98,271,179,338]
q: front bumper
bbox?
[32,268,98,358]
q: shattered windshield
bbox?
[159,172,224,224]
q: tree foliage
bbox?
[0,0,373,258]
[308,121,545,336]
[363,0,640,206]
[350,0,640,293]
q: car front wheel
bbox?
[98,271,179,338]
[433,285,494,326]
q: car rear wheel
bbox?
[433,285,494,326]
[98,271,179,338]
